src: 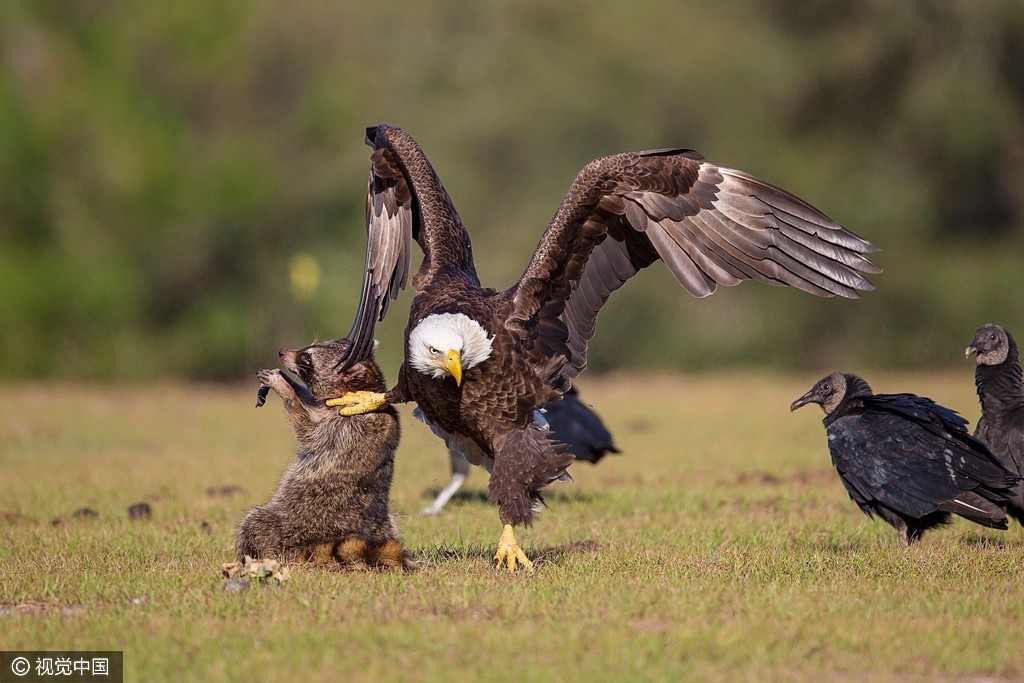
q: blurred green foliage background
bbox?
[1,0,1023,381]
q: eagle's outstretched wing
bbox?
[507,148,881,380]
[338,125,477,370]
[339,145,413,365]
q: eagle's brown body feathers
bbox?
[393,283,573,525]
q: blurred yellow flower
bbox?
[289,252,321,301]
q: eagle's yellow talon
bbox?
[325,391,388,416]
[493,524,533,573]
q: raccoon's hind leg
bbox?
[323,536,416,570]
[373,538,418,571]
[235,506,286,562]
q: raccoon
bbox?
[236,339,413,569]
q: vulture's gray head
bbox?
[966,323,1012,367]
[791,372,872,416]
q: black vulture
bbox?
[966,323,1024,523]
[422,387,619,515]
[791,372,1021,546]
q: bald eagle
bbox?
[330,124,881,572]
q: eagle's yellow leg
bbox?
[325,391,388,416]
[494,524,533,573]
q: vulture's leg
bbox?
[422,450,470,515]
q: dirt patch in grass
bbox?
[731,468,836,488]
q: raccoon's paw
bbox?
[256,368,282,385]
[255,369,296,407]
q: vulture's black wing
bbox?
[1003,427,1024,523]
[337,124,478,370]
[1006,426,1024,476]
[984,413,1024,523]
[827,394,1018,519]
[542,387,619,464]
[507,149,881,380]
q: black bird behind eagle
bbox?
[331,124,881,571]
[423,386,619,515]
[539,386,619,464]
[791,372,1020,546]
[966,323,1024,523]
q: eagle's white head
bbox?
[408,313,493,385]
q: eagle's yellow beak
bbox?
[443,349,463,386]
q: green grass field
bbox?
[2,372,1022,682]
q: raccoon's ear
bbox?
[371,339,380,357]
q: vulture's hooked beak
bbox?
[790,390,819,412]
[444,349,463,386]
[965,345,977,359]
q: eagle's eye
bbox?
[428,346,439,356]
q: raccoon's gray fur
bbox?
[236,339,412,569]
